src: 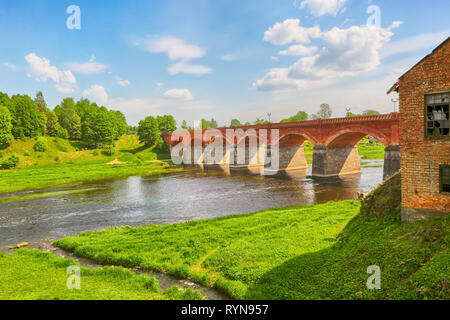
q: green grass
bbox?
[358,144,385,160]
[0,188,98,203]
[0,135,179,194]
[0,248,204,300]
[55,192,449,300]
[0,162,181,194]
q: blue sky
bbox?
[0,0,449,125]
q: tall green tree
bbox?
[9,94,42,138]
[110,110,128,139]
[138,116,160,147]
[210,118,218,128]
[82,108,117,148]
[58,98,81,139]
[230,119,241,127]
[0,92,12,111]
[157,115,177,132]
[201,118,211,130]
[281,110,308,123]
[0,105,14,148]
[181,120,188,130]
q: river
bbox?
[0,160,384,251]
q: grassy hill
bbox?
[0,135,168,168]
[0,135,176,194]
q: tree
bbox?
[362,110,380,116]
[210,118,218,128]
[110,110,128,139]
[312,104,332,120]
[230,119,241,127]
[9,94,42,138]
[0,105,14,148]
[318,103,332,119]
[0,92,12,111]
[58,98,81,139]
[281,110,308,123]
[346,109,381,117]
[181,120,188,130]
[82,108,117,148]
[138,116,160,147]
[201,118,211,130]
[157,115,177,132]
[46,110,67,138]
[254,118,268,125]
[34,91,47,112]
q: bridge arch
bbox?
[323,126,391,147]
[277,132,319,146]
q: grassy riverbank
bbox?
[0,135,177,194]
[0,249,203,300]
[0,161,181,194]
[55,174,449,300]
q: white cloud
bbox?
[164,89,193,100]
[255,24,400,91]
[139,35,212,75]
[156,82,165,87]
[66,57,110,75]
[270,56,279,62]
[279,44,318,56]
[220,54,236,62]
[116,77,131,87]
[144,36,205,60]
[25,53,77,93]
[168,61,212,76]
[296,0,348,17]
[264,19,321,45]
[83,84,108,104]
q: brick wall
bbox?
[398,38,450,217]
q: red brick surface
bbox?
[398,38,450,213]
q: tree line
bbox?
[0,91,128,152]
[0,91,181,157]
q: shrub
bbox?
[24,151,30,157]
[1,154,20,169]
[0,151,4,158]
[102,144,115,156]
[33,137,48,152]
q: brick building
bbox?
[388,37,450,222]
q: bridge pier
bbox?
[278,145,308,171]
[312,144,361,177]
[383,144,401,180]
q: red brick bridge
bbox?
[162,113,400,179]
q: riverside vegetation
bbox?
[54,174,449,300]
[0,249,204,300]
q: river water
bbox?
[0,160,384,251]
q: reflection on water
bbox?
[0,162,383,250]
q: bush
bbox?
[102,144,116,156]
[1,154,20,169]
[33,137,48,152]
[0,151,4,158]
[24,151,30,157]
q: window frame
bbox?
[440,165,450,194]
[424,92,450,138]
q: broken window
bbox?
[426,93,450,137]
[441,165,450,193]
